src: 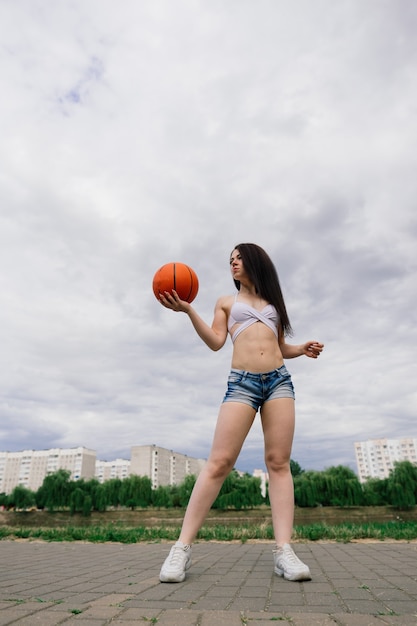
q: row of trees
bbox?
[0,469,265,515]
[292,461,417,510]
[1,460,417,515]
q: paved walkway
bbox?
[0,541,416,625]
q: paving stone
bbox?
[0,541,416,623]
[327,615,385,625]
[200,610,245,625]
[289,614,339,625]
[155,610,201,625]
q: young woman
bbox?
[158,243,323,583]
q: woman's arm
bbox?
[159,291,229,352]
[278,328,324,360]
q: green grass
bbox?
[1,519,416,543]
[293,521,417,543]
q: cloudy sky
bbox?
[1,0,416,475]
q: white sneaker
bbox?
[159,541,192,583]
[273,543,311,581]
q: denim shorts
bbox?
[222,364,295,410]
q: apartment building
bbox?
[95,458,131,483]
[252,468,268,498]
[130,445,206,489]
[0,447,96,494]
[355,437,417,483]
[0,445,207,494]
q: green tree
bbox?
[80,478,101,511]
[362,477,389,506]
[241,473,264,507]
[137,476,153,507]
[170,484,181,507]
[213,471,264,510]
[8,485,36,510]
[82,494,93,517]
[94,483,108,512]
[290,459,304,477]
[152,485,173,508]
[177,475,196,507]
[120,475,152,509]
[293,466,364,507]
[387,461,417,510]
[103,478,122,508]
[321,466,363,506]
[294,471,321,507]
[36,469,72,511]
[69,487,85,515]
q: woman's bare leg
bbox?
[179,401,256,545]
[260,398,295,546]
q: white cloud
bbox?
[0,0,416,475]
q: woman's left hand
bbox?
[302,341,324,358]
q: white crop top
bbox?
[227,294,279,343]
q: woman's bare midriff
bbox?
[230,321,284,372]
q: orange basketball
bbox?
[152,262,199,303]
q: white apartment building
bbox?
[253,469,268,498]
[130,445,206,489]
[0,445,207,494]
[355,437,417,483]
[95,458,131,483]
[0,447,96,494]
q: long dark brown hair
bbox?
[231,243,293,336]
